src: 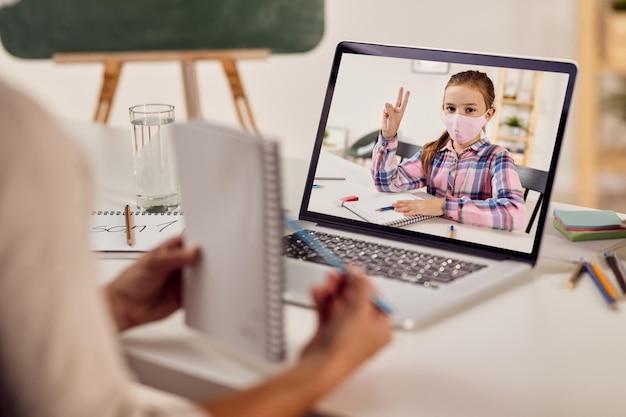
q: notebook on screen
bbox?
[282,41,577,330]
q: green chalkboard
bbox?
[0,0,324,59]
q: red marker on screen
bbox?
[335,195,359,207]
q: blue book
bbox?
[553,209,624,231]
[553,219,626,242]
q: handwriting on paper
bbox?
[91,219,181,234]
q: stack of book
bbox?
[553,209,626,241]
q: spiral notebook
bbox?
[173,121,285,363]
[90,210,185,255]
[342,192,434,227]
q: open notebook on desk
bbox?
[89,210,184,257]
[343,191,434,227]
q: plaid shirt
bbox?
[371,134,526,231]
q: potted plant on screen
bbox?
[501,115,528,137]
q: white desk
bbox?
[67,121,626,417]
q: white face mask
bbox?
[442,111,489,145]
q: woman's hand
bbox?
[381,87,410,139]
[392,198,445,217]
[204,266,392,417]
[301,265,392,372]
[105,236,201,332]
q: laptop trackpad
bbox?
[283,260,330,308]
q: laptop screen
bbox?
[299,41,577,263]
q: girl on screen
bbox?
[370,70,526,231]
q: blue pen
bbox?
[312,184,324,189]
[375,205,394,212]
[283,214,393,315]
[283,214,345,271]
[583,262,617,310]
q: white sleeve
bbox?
[0,80,209,417]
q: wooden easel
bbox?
[53,49,270,134]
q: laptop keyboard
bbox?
[283,230,487,288]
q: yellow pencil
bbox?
[591,263,617,301]
[583,262,617,311]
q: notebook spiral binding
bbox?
[91,210,183,216]
[386,213,433,228]
[261,141,286,362]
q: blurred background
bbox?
[0,0,624,212]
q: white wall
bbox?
[0,0,578,200]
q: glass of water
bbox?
[129,104,179,213]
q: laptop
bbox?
[282,41,577,329]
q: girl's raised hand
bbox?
[381,87,410,139]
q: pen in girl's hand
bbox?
[375,206,394,212]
